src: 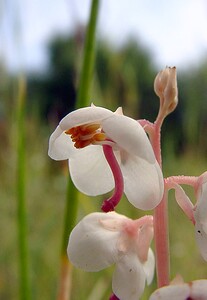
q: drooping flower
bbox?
[194,172,207,261]
[48,105,163,210]
[168,172,207,261]
[149,279,207,300]
[67,211,155,300]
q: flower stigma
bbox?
[65,123,106,148]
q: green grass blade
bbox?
[57,1,100,299]
[16,76,30,300]
[76,0,100,108]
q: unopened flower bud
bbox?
[154,67,178,121]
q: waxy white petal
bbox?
[150,280,207,300]
[67,212,123,272]
[121,155,163,210]
[102,114,155,163]
[69,146,114,196]
[59,106,113,130]
[48,125,77,160]
[191,280,207,299]
[149,284,189,300]
[194,177,207,261]
[195,180,207,222]
[112,253,146,300]
[142,248,155,285]
[195,221,207,261]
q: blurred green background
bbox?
[1,2,207,300]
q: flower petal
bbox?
[150,280,207,300]
[69,145,114,196]
[136,217,154,262]
[120,154,163,210]
[48,125,77,160]
[149,284,190,300]
[195,179,207,222]
[194,176,207,261]
[142,248,155,285]
[102,114,155,163]
[112,253,146,300]
[195,221,207,261]
[67,212,123,272]
[60,106,114,130]
[191,280,207,299]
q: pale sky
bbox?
[1,0,207,72]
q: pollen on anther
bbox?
[65,127,79,136]
[74,139,91,149]
[65,123,106,149]
[81,124,100,134]
[93,133,106,142]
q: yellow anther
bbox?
[81,124,100,134]
[93,133,106,142]
[65,123,106,148]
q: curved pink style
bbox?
[101,145,124,212]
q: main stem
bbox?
[152,121,170,287]
[154,189,169,287]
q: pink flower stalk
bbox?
[48,104,164,210]
[67,212,155,300]
[139,67,178,288]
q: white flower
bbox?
[68,212,155,300]
[150,279,207,300]
[48,105,164,210]
[194,172,207,261]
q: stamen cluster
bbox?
[65,123,106,148]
